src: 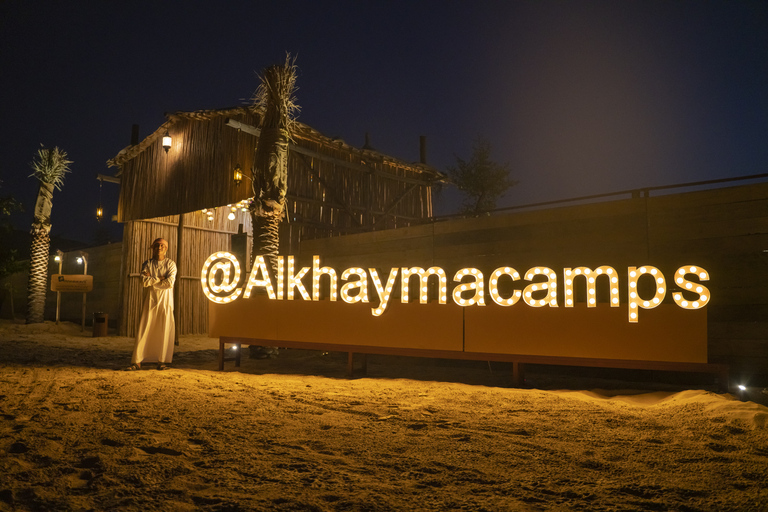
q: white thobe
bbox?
[131,258,176,364]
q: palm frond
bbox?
[252,53,300,137]
[29,145,72,191]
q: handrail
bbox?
[432,172,768,221]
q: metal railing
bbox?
[432,171,768,221]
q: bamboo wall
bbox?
[116,110,261,221]
[120,208,252,337]
[300,182,768,383]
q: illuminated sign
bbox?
[200,253,710,323]
[50,274,94,293]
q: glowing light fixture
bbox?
[233,165,243,186]
[162,130,172,153]
[96,176,104,221]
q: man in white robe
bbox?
[126,238,176,370]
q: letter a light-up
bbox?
[452,268,485,306]
[340,268,369,304]
[243,255,276,299]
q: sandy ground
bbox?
[1,320,767,512]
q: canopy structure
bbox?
[107,107,442,336]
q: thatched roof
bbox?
[107,107,444,182]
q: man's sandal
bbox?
[156,363,170,370]
[124,364,141,371]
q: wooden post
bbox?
[80,253,88,332]
[512,362,524,387]
[55,251,63,324]
[173,213,184,345]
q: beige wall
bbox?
[301,183,768,381]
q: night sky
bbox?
[1,1,766,245]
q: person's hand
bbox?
[142,270,150,277]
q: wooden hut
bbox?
[107,106,442,336]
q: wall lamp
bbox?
[233,164,243,186]
[162,130,172,153]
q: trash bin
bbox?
[93,312,108,337]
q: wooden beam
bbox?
[225,118,260,137]
[134,218,241,235]
[97,174,121,184]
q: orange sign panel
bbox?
[209,297,464,351]
[464,303,707,363]
[210,297,707,363]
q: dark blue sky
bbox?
[1,0,766,244]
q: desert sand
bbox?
[1,320,767,511]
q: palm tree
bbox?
[248,56,298,359]
[26,145,72,324]
[249,55,299,276]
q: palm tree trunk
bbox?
[250,197,284,275]
[27,227,50,323]
[26,182,54,324]
[249,60,295,275]
[247,59,297,359]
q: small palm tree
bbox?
[26,145,72,324]
[249,55,299,276]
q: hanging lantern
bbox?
[162,130,172,153]
[96,177,104,221]
[233,164,243,186]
